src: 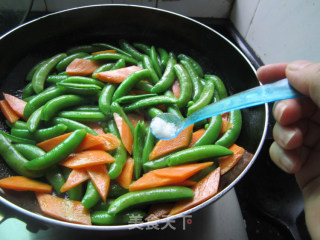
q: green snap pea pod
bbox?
[92,63,114,77]
[61,76,105,88]
[174,64,192,108]
[133,121,145,179]
[46,74,68,83]
[71,105,100,111]
[137,61,143,68]
[0,133,43,178]
[40,95,87,121]
[11,120,28,129]
[91,210,146,225]
[24,86,65,118]
[142,55,160,84]
[164,90,184,121]
[92,43,132,57]
[110,102,135,135]
[119,39,144,61]
[177,54,204,78]
[112,69,151,101]
[25,60,47,82]
[169,52,177,61]
[215,110,242,147]
[108,182,129,198]
[45,165,66,195]
[123,96,177,112]
[205,74,228,99]
[99,84,116,117]
[150,46,162,77]
[66,45,101,55]
[146,107,163,118]
[151,58,177,93]
[0,130,36,144]
[11,124,67,142]
[135,81,153,93]
[56,52,90,72]
[107,120,128,179]
[23,95,36,102]
[110,58,126,70]
[52,117,98,136]
[62,167,83,201]
[192,115,222,147]
[167,145,233,166]
[158,48,169,71]
[24,129,86,171]
[189,163,218,182]
[22,82,35,99]
[92,52,138,65]
[142,126,155,173]
[92,199,115,211]
[107,186,194,216]
[133,42,151,55]
[32,53,67,93]
[82,180,101,209]
[142,155,169,171]
[26,106,43,133]
[58,111,107,122]
[13,143,46,160]
[57,82,101,95]
[180,59,203,101]
[187,77,215,116]
[115,93,157,104]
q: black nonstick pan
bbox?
[0,4,268,232]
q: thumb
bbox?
[286,61,320,107]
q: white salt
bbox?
[151,117,177,139]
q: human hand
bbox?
[257,61,320,240]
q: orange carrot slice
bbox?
[169,167,221,216]
[93,66,142,83]
[188,128,206,148]
[95,133,121,151]
[0,176,52,193]
[219,144,245,175]
[85,122,105,135]
[146,203,173,221]
[172,79,180,99]
[116,157,134,189]
[149,124,193,160]
[127,113,144,127]
[36,193,91,225]
[114,113,133,154]
[66,58,101,76]
[60,150,115,169]
[86,164,110,202]
[3,93,27,118]
[221,117,232,134]
[91,49,117,55]
[0,100,19,123]
[60,169,89,192]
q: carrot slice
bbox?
[188,128,206,148]
[149,124,193,160]
[85,122,105,135]
[169,167,221,216]
[114,113,133,154]
[221,117,232,134]
[0,100,19,123]
[36,193,91,225]
[116,157,134,189]
[86,164,110,202]
[91,49,117,55]
[95,133,121,151]
[66,58,101,76]
[3,93,27,118]
[60,150,115,169]
[0,176,52,193]
[172,79,180,99]
[127,113,144,127]
[60,169,89,192]
[37,133,105,152]
[174,180,197,186]
[146,203,173,221]
[219,144,245,175]
[129,162,212,192]
[93,66,142,83]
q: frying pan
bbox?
[0,4,268,232]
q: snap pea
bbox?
[99,84,116,117]
[150,46,162,77]
[205,74,228,99]
[60,76,105,88]
[119,39,144,61]
[164,90,184,120]
[142,155,169,171]
[133,121,145,179]
[0,133,43,178]
[178,54,204,78]
[135,81,153,93]
[92,52,138,65]
[24,129,86,170]
[133,42,151,55]
[45,165,66,195]
[22,82,35,100]
[41,95,87,121]
[32,53,67,93]
[123,95,177,112]
[107,186,194,216]
[108,182,129,198]
[115,93,157,104]
[56,52,90,72]
[110,102,135,135]
[58,111,107,122]
[52,117,98,136]
[146,107,163,118]
[91,210,146,225]
[26,106,43,133]
[215,110,242,147]
[92,63,114,77]
[11,120,28,129]
[57,82,101,95]
[158,48,169,71]
[173,64,192,108]
[142,126,155,173]
[62,167,83,201]
[112,69,151,101]
[46,74,68,83]
[82,180,101,209]
[167,145,233,166]
[13,143,46,160]
[110,58,126,70]
[66,45,101,55]
[25,60,47,82]
[189,163,218,182]
[92,43,132,57]
[142,55,160,84]
[0,130,36,144]
[71,105,100,112]
[92,199,115,211]
[151,58,177,93]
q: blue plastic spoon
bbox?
[150,79,304,140]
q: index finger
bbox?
[257,63,288,84]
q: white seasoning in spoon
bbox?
[151,117,177,139]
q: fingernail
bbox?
[273,101,285,121]
[280,154,295,172]
[282,128,296,147]
[287,61,311,71]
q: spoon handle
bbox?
[183,79,304,127]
